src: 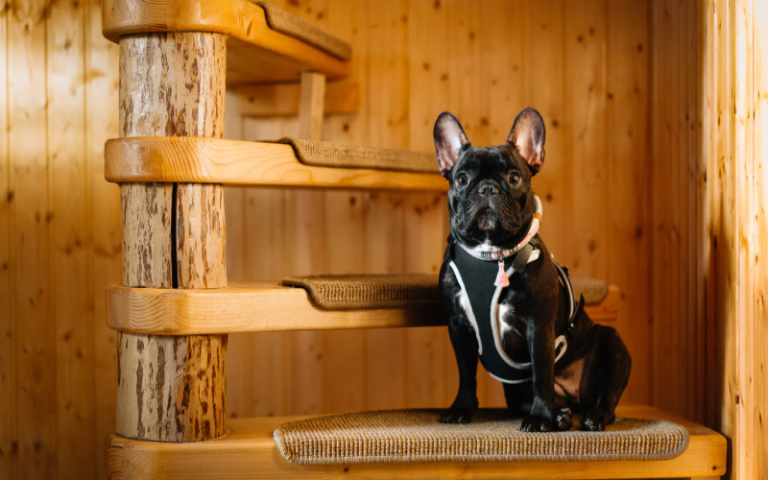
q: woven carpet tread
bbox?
[282,274,609,310]
[254,2,352,60]
[273,409,689,464]
[269,138,437,173]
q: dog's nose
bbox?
[477,180,500,197]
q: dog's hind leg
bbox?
[577,324,632,431]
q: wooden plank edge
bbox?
[101,0,350,79]
[104,137,449,192]
[105,406,726,480]
[105,284,619,335]
[106,284,448,334]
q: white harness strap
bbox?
[449,248,569,384]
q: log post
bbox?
[116,32,228,442]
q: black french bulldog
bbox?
[435,108,631,432]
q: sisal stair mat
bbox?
[281,274,609,310]
[269,138,437,173]
[273,409,689,465]
[255,2,352,60]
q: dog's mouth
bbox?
[476,209,498,231]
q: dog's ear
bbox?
[434,111,469,178]
[507,107,546,175]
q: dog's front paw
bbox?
[520,414,555,432]
[580,408,615,431]
[439,406,476,424]
[554,407,573,431]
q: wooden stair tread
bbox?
[105,405,726,479]
[104,137,448,191]
[102,0,351,85]
[107,282,620,335]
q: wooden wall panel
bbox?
[694,0,768,477]
[361,0,408,411]
[9,0,55,476]
[753,0,768,473]
[0,2,13,479]
[85,0,122,474]
[652,0,687,418]
[48,0,93,474]
[605,0,650,405]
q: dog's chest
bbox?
[497,294,532,361]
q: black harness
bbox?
[448,238,585,384]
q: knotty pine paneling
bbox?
[695,0,768,477]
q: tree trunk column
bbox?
[116,32,228,442]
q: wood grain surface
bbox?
[7,0,55,476]
[696,0,768,476]
[87,0,124,474]
[48,0,95,474]
[298,71,326,140]
[236,80,360,117]
[0,1,12,477]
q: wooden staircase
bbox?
[101,0,727,478]
[106,405,725,479]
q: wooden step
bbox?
[107,282,620,335]
[102,0,351,85]
[104,137,448,192]
[105,405,726,480]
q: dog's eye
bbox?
[455,172,469,187]
[507,172,522,186]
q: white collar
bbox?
[456,194,543,261]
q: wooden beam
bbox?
[105,283,619,335]
[104,137,448,192]
[236,81,360,118]
[298,72,327,140]
[116,32,228,443]
[108,283,448,335]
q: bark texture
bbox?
[176,183,227,289]
[121,183,174,288]
[116,332,227,442]
[119,32,226,138]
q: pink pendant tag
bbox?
[494,259,510,287]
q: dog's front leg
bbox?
[521,317,556,432]
[440,320,479,424]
